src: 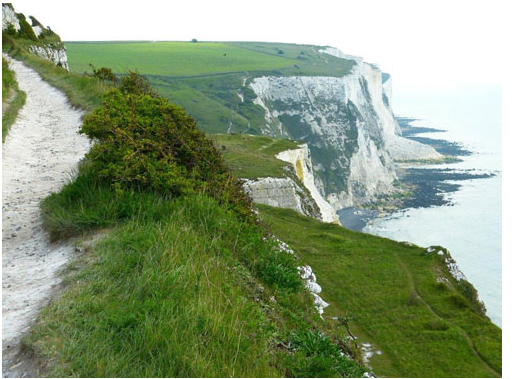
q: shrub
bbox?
[458,279,487,316]
[119,70,156,96]
[449,294,469,309]
[87,64,118,84]
[79,73,253,220]
[16,13,38,41]
[4,23,17,37]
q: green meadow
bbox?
[258,205,502,378]
[66,41,296,76]
[64,41,355,136]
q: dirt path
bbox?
[394,253,500,377]
[2,56,90,376]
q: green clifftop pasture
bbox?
[66,41,354,78]
[258,206,502,377]
[3,32,501,377]
[65,41,354,136]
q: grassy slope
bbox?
[258,205,502,377]
[210,134,299,179]
[2,57,26,141]
[5,37,365,377]
[5,35,501,377]
[31,171,364,378]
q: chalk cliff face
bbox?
[249,47,440,208]
[2,4,69,71]
[276,144,339,223]
[243,144,340,223]
[243,177,320,218]
[27,44,69,71]
[2,4,19,31]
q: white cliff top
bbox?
[2,4,20,31]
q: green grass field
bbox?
[66,41,297,76]
[65,41,354,78]
[258,205,502,377]
[210,134,299,179]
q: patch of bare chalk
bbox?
[2,55,90,376]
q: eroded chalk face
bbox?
[249,47,439,209]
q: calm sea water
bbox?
[364,85,502,326]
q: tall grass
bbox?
[31,172,365,377]
[2,57,26,141]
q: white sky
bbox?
[11,0,506,90]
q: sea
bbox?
[363,85,502,327]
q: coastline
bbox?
[340,113,502,327]
[338,116,497,232]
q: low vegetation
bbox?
[4,26,501,377]
[3,36,109,112]
[210,134,299,179]
[258,205,502,377]
[2,57,26,141]
[25,71,366,377]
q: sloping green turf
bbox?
[258,204,502,378]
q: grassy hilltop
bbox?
[65,41,354,135]
[3,33,502,377]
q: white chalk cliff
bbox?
[243,144,340,223]
[2,4,69,71]
[27,44,69,71]
[276,144,339,223]
[2,4,19,32]
[249,47,440,208]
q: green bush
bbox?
[458,279,487,316]
[16,13,38,41]
[4,23,17,37]
[79,73,253,220]
[87,64,118,84]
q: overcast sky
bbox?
[11,0,506,90]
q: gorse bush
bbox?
[87,64,118,83]
[79,73,254,220]
[16,13,38,41]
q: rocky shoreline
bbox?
[338,117,497,231]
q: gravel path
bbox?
[2,56,90,376]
